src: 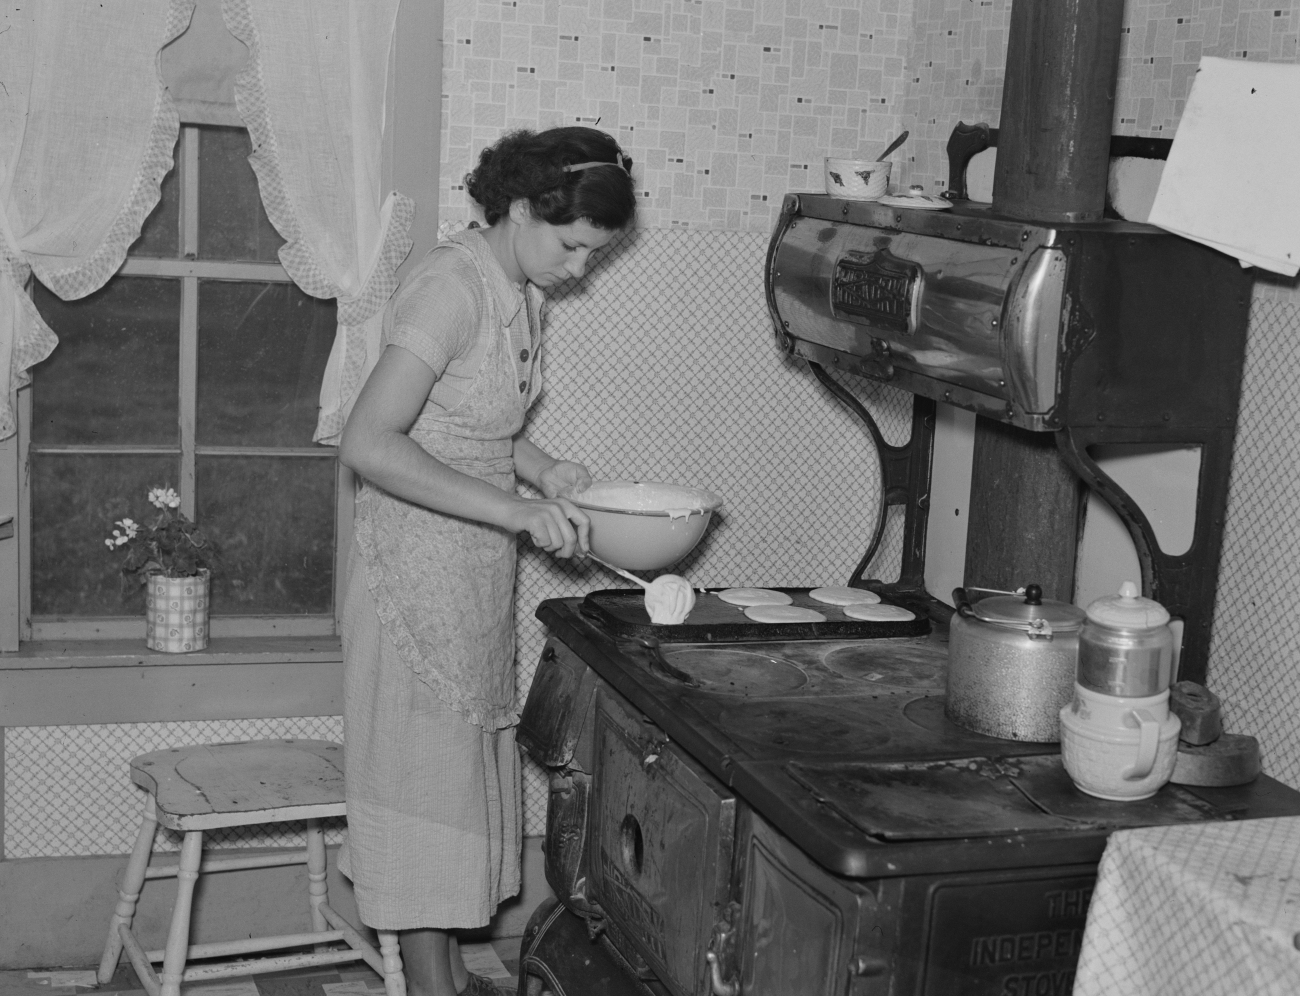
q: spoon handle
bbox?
[588,554,649,588]
[877,129,909,161]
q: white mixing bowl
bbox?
[570,481,723,571]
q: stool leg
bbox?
[377,931,406,996]
[305,818,329,947]
[99,797,159,983]
[159,830,203,996]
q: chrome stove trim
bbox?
[1003,246,1068,418]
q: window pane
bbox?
[31,454,180,616]
[31,278,181,446]
[197,281,336,446]
[198,127,285,262]
[129,136,181,258]
[197,457,335,615]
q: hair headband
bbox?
[563,159,630,174]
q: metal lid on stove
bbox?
[970,584,1085,632]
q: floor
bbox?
[0,941,521,996]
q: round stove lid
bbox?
[971,584,1085,631]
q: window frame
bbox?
[0,0,439,659]
[9,125,354,647]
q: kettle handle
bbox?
[1123,709,1161,780]
[953,588,975,618]
[953,585,1025,617]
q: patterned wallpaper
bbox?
[442,0,1300,226]
[8,0,1300,861]
[440,0,914,231]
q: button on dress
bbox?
[339,228,542,930]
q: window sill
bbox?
[0,634,342,671]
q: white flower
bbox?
[104,538,115,549]
[148,487,181,510]
[116,518,138,539]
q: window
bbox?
[20,126,348,643]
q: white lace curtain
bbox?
[0,0,410,443]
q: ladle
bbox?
[876,129,909,161]
[587,553,698,626]
[587,552,649,588]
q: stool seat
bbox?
[100,739,405,996]
[132,739,346,830]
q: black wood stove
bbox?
[514,593,1300,996]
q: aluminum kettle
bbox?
[946,584,1086,742]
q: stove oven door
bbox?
[734,807,883,996]
[589,686,737,996]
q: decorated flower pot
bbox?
[145,570,210,652]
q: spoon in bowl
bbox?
[587,552,649,588]
[876,130,909,161]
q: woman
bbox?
[337,127,636,996]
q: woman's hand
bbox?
[537,459,592,499]
[509,498,590,559]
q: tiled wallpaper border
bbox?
[441,0,1300,236]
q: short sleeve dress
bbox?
[338,228,544,930]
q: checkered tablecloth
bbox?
[1074,816,1300,995]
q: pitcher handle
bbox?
[1123,709,1160,780]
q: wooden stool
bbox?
[97,739,405,996]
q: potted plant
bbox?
[107,486,219,652]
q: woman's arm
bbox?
[339,345,589,557]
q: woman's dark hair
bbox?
[464,127,636,229]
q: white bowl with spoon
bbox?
[569,480,722,571]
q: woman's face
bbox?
[507,199,616,288]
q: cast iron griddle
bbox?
[579,587,931,643]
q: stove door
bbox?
[734,807,881,996]
[589,687,737,996]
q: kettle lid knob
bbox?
[1024,584,1043,606]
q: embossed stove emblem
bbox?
[832,247,921,333]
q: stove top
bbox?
[536,595,1300,879]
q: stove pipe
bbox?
[992,0,1125,222]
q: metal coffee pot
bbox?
[1061,582,1180,800]
[946,584,1086,742]
[1077,581,1175,698]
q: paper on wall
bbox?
[1148,56,1300,277]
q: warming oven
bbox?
[513,4,1300,993]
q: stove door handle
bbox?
[706,952,740,996]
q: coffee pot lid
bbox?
[1085,581,1170,630]
[971,584,1085,631]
